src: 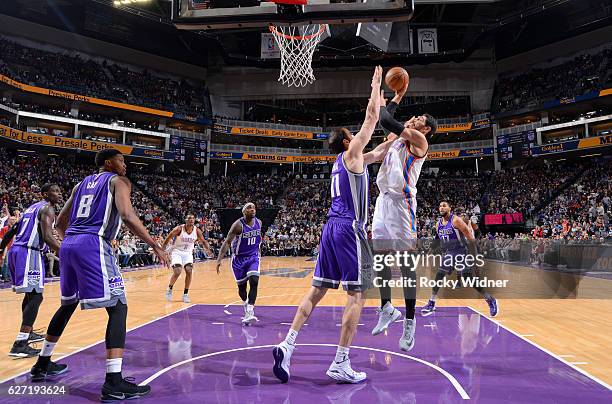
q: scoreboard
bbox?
[170,136,208,165]
[497,129,536,161]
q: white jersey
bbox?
[372,139,427,247]
[376,138,426,200]
[173,225,197,254]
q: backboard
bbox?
[171,0,415,30]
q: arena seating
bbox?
[1,149,610,270]
[0,37,212,117]
[492,47,612,114]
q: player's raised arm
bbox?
[161,226,181,251]
[112,176,169,267]
[345,66,383,161]
[56,185,78,239]
[196,227,214,258]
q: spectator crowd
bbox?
[0,36,212,118]
[493,47,612,114]
[1,146,611,283]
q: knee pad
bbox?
[105,301,128,349]
[25,291,44,305]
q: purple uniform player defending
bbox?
[216,202,262,325]
[272,66,389,384]
[421,201,498,317]
[29,149,169,402]
[0,184,62,358]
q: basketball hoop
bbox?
[269,23,327,87]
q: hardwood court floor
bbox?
[1,257,611,386]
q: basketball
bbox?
[385,67,409,92]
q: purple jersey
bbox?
[66,172,122,241]
[13,200,49,250]
[231,217,261,258]
[328,152,369,228]
[437,213,466,253]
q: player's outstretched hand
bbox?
[397,80,409,97]
[153,245,170,268]
[371,65,382,89]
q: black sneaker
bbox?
[101,376,151,402]
[9,341,40,358]
[31,360,68,382]
[28,331,45,343]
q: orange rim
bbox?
[269,24,326,41]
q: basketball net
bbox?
[269,24,327,88]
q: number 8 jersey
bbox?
[65,172,122,241]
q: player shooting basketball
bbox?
[370,68,438,352]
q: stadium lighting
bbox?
[113,0,151,6]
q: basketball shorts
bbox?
[60,234,127,310]
[372,193,417,252]
[313,217,373,292]
[8,246,44,294]
[231,255,260,285]
[171,250,194,267]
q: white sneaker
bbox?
[371,302,402,335]
[165,289,172,301]
[241,308,258,325]
[326,359,367,384]
[272,341,294,383]
[399,318,416,352]
[182,294,190,303]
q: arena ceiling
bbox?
[0,0,610,68]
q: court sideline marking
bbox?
[467,306,612,391]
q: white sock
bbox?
[106,358,123,374]
[335,346,349,363]
[247,304,254,313]
[285,329,298,346]
[431,295,437,302]
[16,332,29,341]
[383,301,394,313]
[40,341,57,357]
